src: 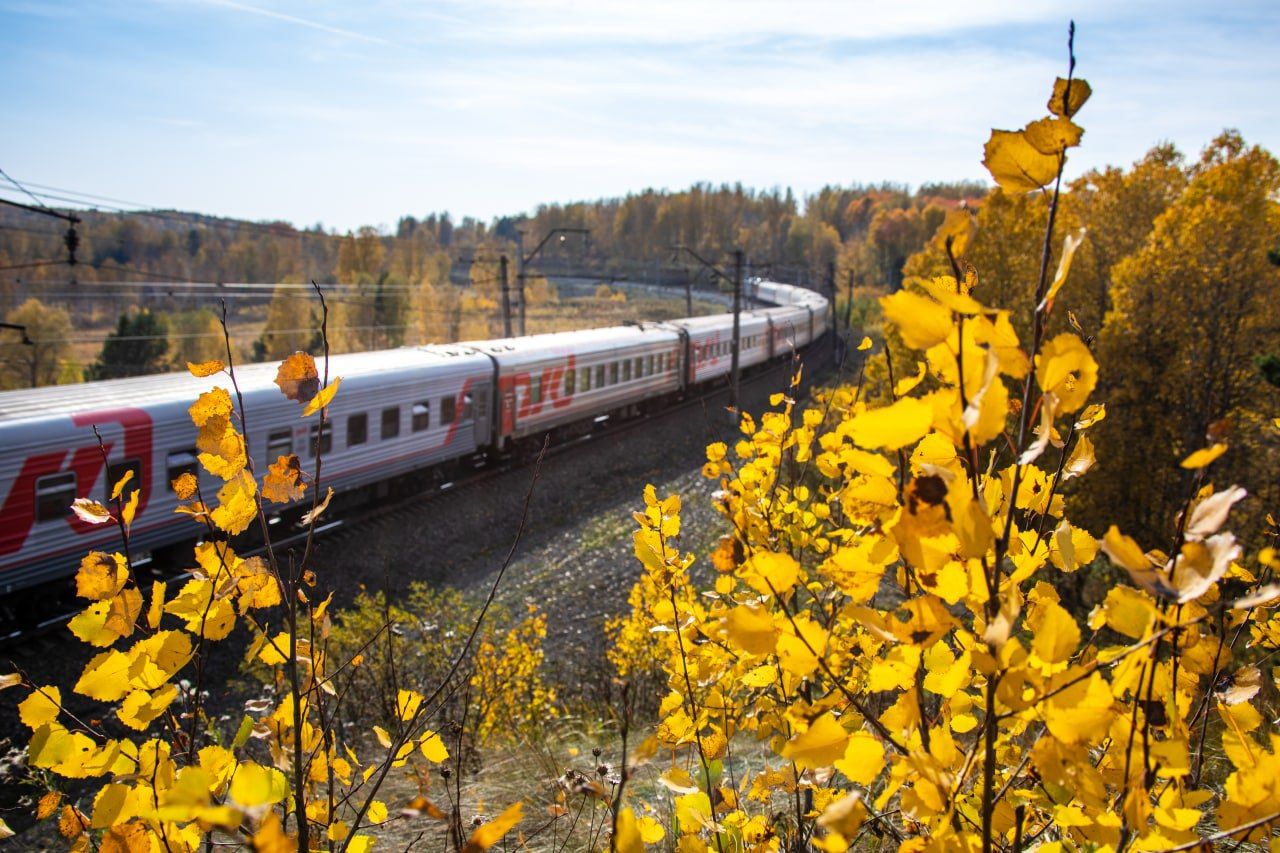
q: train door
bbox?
[500,379,517,440]
[471,383,491,446]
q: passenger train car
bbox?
[0,279,828,594]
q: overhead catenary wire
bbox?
[0,168,49,210]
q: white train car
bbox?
[461,325,683,443]
[0,347,494,593]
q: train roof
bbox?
[457,322,679,358]
[0,346,491,425]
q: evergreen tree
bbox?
[92,309,170,379]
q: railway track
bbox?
[0,338,837,649]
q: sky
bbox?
[2,0,1278,232]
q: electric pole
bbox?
[515,227,589,337]
[499,254,512,338]
[829,258,839,335]
[845,269,856,333]
[731,249,743,418]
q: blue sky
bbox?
[2,1,1277,231]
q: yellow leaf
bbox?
[258,631,296,666]
[1035,334,1097,413]
[931,207,978,259]
[1039,227,1087,311]
[782,713,849,771]
[880,291,951,350]
[462,802,523,853]
[847,396,934,451]
[117,684,178,730]
[37,791,62,820]
[674,792,712,832]
[120,489,139,529]
[613,808,647,853]
[722,604,777,655]
[124,630,193,691]
[818,791,867,838]
[397,689,423,721]
[373,725,393,749]
[58,804,86,840]
[187,359,224,377]
[164,579,236,640]
[109,468,134,501]
[172,472,198,500]
[74,552,128,601]
[302,377,341,417]
[228,761,288,807]
[70,498,112,526]
[1101,586,1157,639]
[743,551,800,596]
[19,685,60,729]
[1043,673,1114,744]
[104,587,143,639]
[368,800,388,825]
[419,731,449,763]
[146,581,165,630]
[90,784,137,830]
[1048,76,1092,118]
[210,469,258,535]
[1022,116,1084,155]
[74,649,132,700]
[857,336,872,351]
[68,601,117,647]
[0,818,11,840]
[834,732,884,786]
[263,454,307,504]
[1029,600,1080,664]
[1181,443,1228,469]
[983,127,1061,194]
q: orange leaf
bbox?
[274,352,320,404]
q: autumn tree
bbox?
[1078,131,1280,540]
[0,297,72,389]
[166,308,225,368]
[1066,144,1188,333]
[254,285,320,361]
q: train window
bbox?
[634,357,643,378]
[622,359,632,382]
[347,413,368,447]
[36,472,76,522]
[412,401,430,432]
[609,362,618,384]
[462,394,473,420]
[309,423,332,456]
[166,449,198,489]
[441,396,456,425]
[580,366,591,392]
[596,365,605,388]
[529,377,542,405]
[564,368,575,395]
[646,355,654,376]
[105,459,142,502]
[381,407,400,440]
[267,428,292,459]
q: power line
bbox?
[0,167,48,209]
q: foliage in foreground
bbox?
[4,336,530,850]
[607,60,1280,851]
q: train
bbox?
[0,278,829,595]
